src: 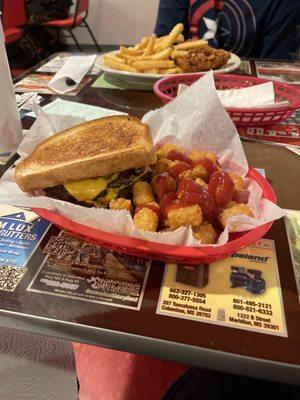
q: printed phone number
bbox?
[168,288,206,304]
[233,298,273,315]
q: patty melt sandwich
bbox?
[15,115,156,207]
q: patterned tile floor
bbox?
[0,327,78,400]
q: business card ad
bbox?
[157,239,287,336]
[0,205,50,291]
[27,232,150,310]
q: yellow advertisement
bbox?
[157,239,287,336]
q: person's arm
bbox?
[154,0,190,38]
[260,0,300,59]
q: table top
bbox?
[0,54,299,385]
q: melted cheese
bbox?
[64,174,119,202]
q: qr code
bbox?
[0,266,26,291]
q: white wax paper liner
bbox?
[0,72,285,246]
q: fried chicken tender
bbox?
[166,204,202,230]
[219,204,254,229]
[194,177,208,189]
[175,46,231,73]
[133,181,154,206]
[153,158,175,175]
[133,207,158,232]
[229,173,245,194]
[109,198,132,213]
[156,143,187,160]
[190,150,217,163]
[193,223,217,244]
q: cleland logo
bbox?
[231,253,269,263]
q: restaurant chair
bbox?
[1,0,27,44]
[42,0,101,52]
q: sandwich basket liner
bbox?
[153,73,300,127]
[33,168,276,265]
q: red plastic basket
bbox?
[33,168,276,265]
[153,73,300,127]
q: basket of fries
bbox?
[153,73,300,126]
[100,24,240,78]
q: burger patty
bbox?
[45,185,79,203]
[44,167,152,206]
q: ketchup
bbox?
[208,171,234,207]
[155,175,169,199]
[169,162,190,183]
[167,150,192,165]
[192,157,218,178]
[233,189,250,204]
[159,192,176,219]
[177,178,216,221]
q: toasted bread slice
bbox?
[15,115,156,192]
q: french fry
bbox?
[132,60,174,70]
[171,50,189,59]
[174,34,184,43]
[120,46,142,56]
[133,36,150,51]
[126,55,147,65]
[104,54,126,64]
[140,36,150,49]
[175,39,207,50]
[164,67,182,74]
[153,35,167,51]
[158,67,182,74]
[142,68,159,74]
[159,23,184,50]
[148,48,172,60]
[154,34,183,51]
[104,58,137,72]
[142,34,156,57]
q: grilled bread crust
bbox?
[15,115,156,192]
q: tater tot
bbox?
[109,198,132,213]
[190,150,217,163]
[153,158,175,175]
[166,204,202,230]
[179,169,193,180]
[225,200,237,209]
[156,143,187,160]
[193,223,217,244]
[191,163,209,181]
[133,181,154,206]
[133,208,158,232]
[229,173,245,194]
[194,177,208,189]
[219,204,254,229]
[151,174,177,198]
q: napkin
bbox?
[0,72,285,247]
[0,21,23,153]
[178,81,290,108]
[48,54,97,94]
